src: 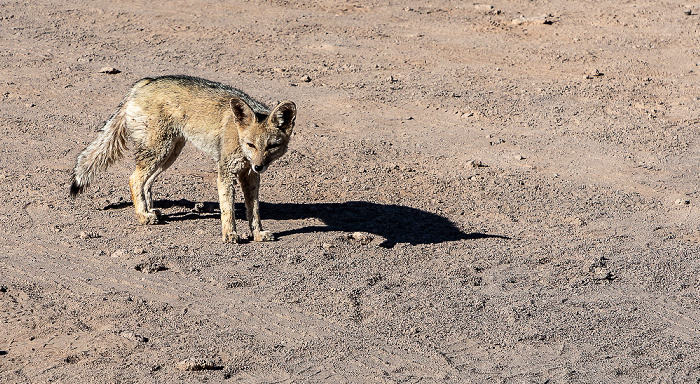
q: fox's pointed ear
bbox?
[269,101,296,135]
[230,98,256,131]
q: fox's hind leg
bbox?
[143,138,185,211]
[130,165,160,225]
[130,138,183,225]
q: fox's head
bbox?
[231,98,296,173]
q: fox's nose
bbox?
[253,164,265,173]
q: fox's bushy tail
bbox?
[69,98,130,197]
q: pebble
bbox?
[134,261,167,273]
[474,4,493,11]
[79,231,100,239]
[285,253,302,265]
[176,358,220,371]
[511,15,553,26]
[98,67,120,74]
[111,249,128,258]
[466,160,486,168]
[347,232,374,245]
[565,217,585,227]
[120,331,148,343]
[301,74,312,82]
[591,267,613,281]
[675,199,690,205]
[585,69,604,79]
[192,202,215,213]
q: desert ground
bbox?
[1,0,700,382]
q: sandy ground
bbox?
[1,0,700,382]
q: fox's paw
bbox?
[254,230,275,242]
[222,231,242,243]
[137,210,160,225]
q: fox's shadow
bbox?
[106,199,509,247]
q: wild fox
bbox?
[70,75,296,242]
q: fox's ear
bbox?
[230,98,256,131]
[269,101,296,135]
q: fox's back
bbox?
[127,76,269,122]
[124,76,271,157]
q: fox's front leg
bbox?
[217,169,240,243]
[238,170,274,242]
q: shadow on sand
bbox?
[105,199,509,247]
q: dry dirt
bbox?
[1,0,700,382]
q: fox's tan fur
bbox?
[70,75,296,242]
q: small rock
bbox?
[301,74,312,82]
[466,160,486,168]
[0,285,7,293]
[591,267,614,281]
[192,202,215,213]
[511,15,553,26]
[134,261,167,273]
[132,247,146,255]
[474,4,494,11]
[585,69,604,79]
[589,257,615,282]
[321,243,334,250]
[176,358,221,371]
[684,9,693,16]
[120,331,148,343]
[347,232,374,245]
[79,231,100,239]
[675,199,691,205]
[98,67,120,74]
[285,253,302,265]
[111,249,128,258]
[565,217,586,227]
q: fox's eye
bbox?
[246,142,256,149]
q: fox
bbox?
[70,75,297,243]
